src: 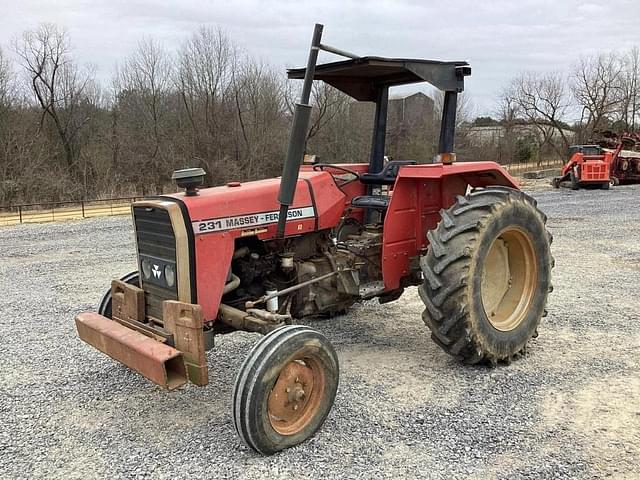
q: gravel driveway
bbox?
[1,184,639,479]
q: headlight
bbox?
[141,258,151,279]
[164,264,176,287]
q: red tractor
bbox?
[552,145,616,190]
[75,24,553,455]
[553,134,640,190]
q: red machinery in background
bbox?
[553,133,640,190]
[601,132,640,184]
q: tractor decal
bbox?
[192,205,315,234]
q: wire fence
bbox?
[0,197,143,227]
[503,158,564,175]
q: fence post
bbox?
[81,200,85,218]
[19,205,23,224]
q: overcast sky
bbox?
[1,0,639,115]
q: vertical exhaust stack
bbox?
[276,24,324,238]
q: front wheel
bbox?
[232,325,339,455]
[419,187,553,365]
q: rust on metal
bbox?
[267,357,325,436]
[163,301,208,386]
[111,280,145,323]
[75,311,187,390]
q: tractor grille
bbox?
[133,206,178,321]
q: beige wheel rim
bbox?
[481,227,538,332]
[267,356,326,436]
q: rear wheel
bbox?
[419,187,553,364]
[232,325,338,455]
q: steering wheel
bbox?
[312,164,360,187]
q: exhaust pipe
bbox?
[76,312,187,390]
[276,23,324,238]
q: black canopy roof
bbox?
[287,56,471,101]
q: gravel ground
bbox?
[1,184,639,480]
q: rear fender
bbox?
[381,161,519,290]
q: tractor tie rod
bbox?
[244,269,352,309]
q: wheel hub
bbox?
[268,359,324,435]
[481,228,537,332]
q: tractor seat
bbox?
[351,195,390,210]
[351,160,416,212]
[359,160,417,185]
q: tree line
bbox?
[0,23,638,205]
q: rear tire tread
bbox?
[420,187,553,364]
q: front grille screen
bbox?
[133,206,178,320]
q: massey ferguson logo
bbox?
[152,264,162,279]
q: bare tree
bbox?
[303,82,373,163]
[508,71,571,160]
[0,44,59,204]
[306,82,350,144]
[0,47,15,203]
[494,87,522,165]
[572,53,623,136]
[232,59,287,179]
[176,26,238,163]
[619,47,640,132]
[116,37,172,160]
[113,37,174,192]
[13,24,93,174]
[0,47,12,110]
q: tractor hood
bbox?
[164,170,348,239]
[149,169,352,321]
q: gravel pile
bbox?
[1,185,639,479]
